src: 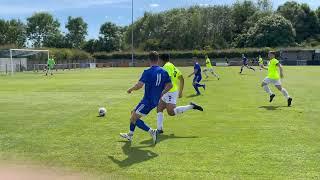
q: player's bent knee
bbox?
[130,112,141,123]
[157,107,165,113]
[157,101,166,112]
[166,104,176,116]
[275,85,282,91]
[167,109,175,116]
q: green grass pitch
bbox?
[0,67,319,179]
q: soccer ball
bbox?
[98,107,107,117]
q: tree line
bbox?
[0,0,320,53]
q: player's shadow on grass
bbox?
[259,105,287,111]
[108,141,158,168]
[140,134,199,145]
[186,94,201,98]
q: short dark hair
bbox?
[149,51,159,62]
[269,51,276,55]
[160,53,170,62]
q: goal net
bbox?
[0,49,49,75]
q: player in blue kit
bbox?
[240,54,255,74]
[188,57,206,95]
[120,51,173,144]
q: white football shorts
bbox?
[161,91,179,105]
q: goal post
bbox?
[2,49,50,75]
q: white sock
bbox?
[263,85,273,95]
[129,131,134,135]
[212,72,219,78]
[203,71,208,77]
[157,112,164,130]
[174,105,193,115]
[281,88,290,99]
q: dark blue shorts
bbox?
[193,75,202,83]
[134,102,156,116]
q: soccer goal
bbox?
[0,49,49,75]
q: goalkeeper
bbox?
[46,56,56,76]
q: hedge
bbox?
[0,45,93,60]
[48,48,93,60]
[93,48,274,60]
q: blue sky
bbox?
[0,0,319,39]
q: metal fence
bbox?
[1,60,320,75]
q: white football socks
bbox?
[157,112,164,130]
[174,105,194,115]
[281,88,290,99]
[263,85,273,95]
[203,71,208,78]
[212,72,219,78]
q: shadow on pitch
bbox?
[140,134,199,145]
[259,105,287,111]
[186,94,201,98]
[108,141,158,168]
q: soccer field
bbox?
[0,67,319,179]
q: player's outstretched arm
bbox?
[188,69,197,77]
[127,81,144,94]
[261,64,268,70]
[278,64,284,78]
[178,75,184,98]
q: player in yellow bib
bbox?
[261,51,293,106]
[203,55,220,80]
[156,53,203,134]
[258,55,264,71]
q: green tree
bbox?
[125,6,234,50]
[83,39,104,53]
[6,19,26,47]
[0,19,26,47]
[239,14,296,47]
[99,22,122,52]
[44,32,67,48]
[317,7,320,20]
[232,0,258,34]
[257,0,273,12]
[244,11,273,32]
[26,12,60,47]
[0,19,9,45]
[142,39,160,51]
[65,16,88,48]
[277,2,319,42]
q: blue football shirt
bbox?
[243,57,248,64]
[194,63,202,77]
[139,65,171,107]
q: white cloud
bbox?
[149,3,159,8]
[199,3,209,7]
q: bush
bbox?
[48,48,93,60]
[244,14,296,47]
[93,48,273,60]
[142,39,160,51]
